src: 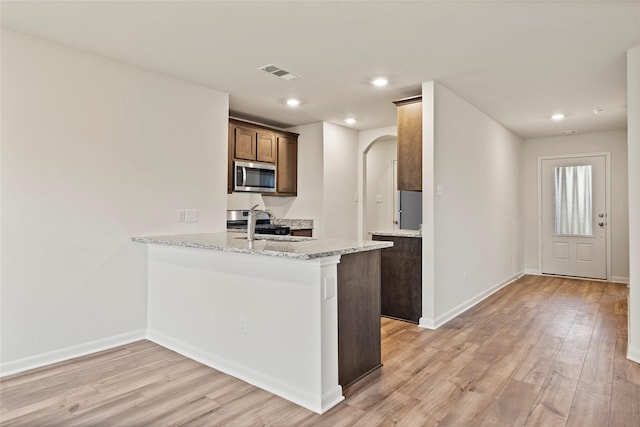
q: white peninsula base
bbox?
[145,244,344,414]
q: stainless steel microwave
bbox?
[234,160,276,193]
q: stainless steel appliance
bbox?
[226,210,290,235]
[399,190,422,230]
[234,161,276,193]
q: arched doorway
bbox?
[363,136,398,238]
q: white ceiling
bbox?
[2,1,639,138]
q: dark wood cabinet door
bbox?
[394,96,422,191]
[256,131,276,163]
[290,229,312,237]
[372,235,422,323]
[276,134,297,195]
[337,250,382,387]
[234,125,257,161]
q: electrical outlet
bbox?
[176,209,185,222]
[463,272,468,285]
[509,255,512,265]
[185,209,198,223]
[239,314,248,335]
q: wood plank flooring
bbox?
[2,275,639,426]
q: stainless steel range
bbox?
[226,210,290,235]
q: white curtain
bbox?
[554,165,593,236]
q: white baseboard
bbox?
[524,271,629,285]
[147,329,336,414]
[611,276,630,285]
[628,344,640,365]
[418,317,436,330]
[420,272,524,330]
[0,329,146,378]
[321,387,345,413]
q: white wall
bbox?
[425,81,524,327]
[522,130,629,281]
[227,192,261,211]
[0,30,229,373]
[357,126,397,240]
[627,44,640,364]
[322,123,359,240]
[365,138,397,235]
[260,123,325,237]
[422,82,436,326]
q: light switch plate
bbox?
[436,184,444,197]
[185,209,198,223]
[176,209,185,222]
[376,195,383,203]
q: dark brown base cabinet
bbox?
[337,250,382,388]
[290,228,312,237]
[372,235,422,323]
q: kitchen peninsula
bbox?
[132,232,392,414]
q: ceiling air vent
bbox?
[258,64,301,81]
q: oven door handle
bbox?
[242,166,247,187]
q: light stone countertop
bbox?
[272,218,314,230]
[369,230,422,238]
[132,232,392,260]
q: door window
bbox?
[554,165,593,236]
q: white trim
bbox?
[418,317,436,330]
[321,387,346,414]
[524,268,539,275]
[147,329,340,414]
[537,152,612,281]
[611,276,630,285]
[419,272,524,330]
[0,330,146,378]
[628,344,640,365]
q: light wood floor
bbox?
[1,275,639,426]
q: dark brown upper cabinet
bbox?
[393,96,422,191]
[228,118,298,196]
[231,122,276,163]
[272,133,297,196]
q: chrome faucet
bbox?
[247,204,275,242]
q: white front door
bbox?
[541,155,607,279]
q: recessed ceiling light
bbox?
[560,130,578,135]
[371,77,388,87]
[286,98,300,107]
[344,118,357,125]
[551,113,565,121]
